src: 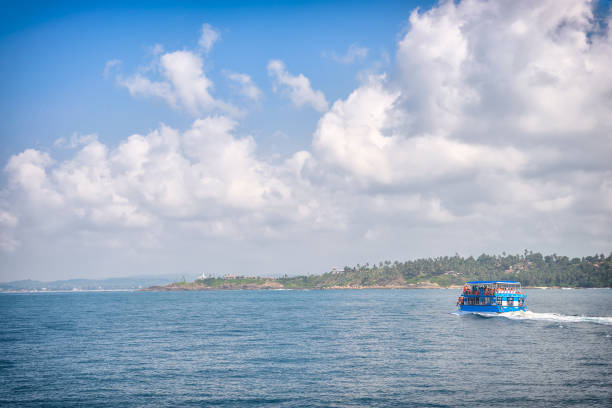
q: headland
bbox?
[143,251,611,291]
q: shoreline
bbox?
[2,286,609,294]
[139,283,609,292]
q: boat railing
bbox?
[462,286,524,295]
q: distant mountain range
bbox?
[0,275,186,292]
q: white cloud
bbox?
[160,51,216,113]
[225,72,262,101]
[5,149,63,208]
[327,43,369,64]
[267,60,329,112]
[118,50,239,116]
[308,0,612,255]
[118,73,176,107]
[199,23,220,53]
[2,118,310,248]
[313,77,525,185]
[393,0,612,142]
[115,25,240,117]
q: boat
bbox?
[456,280,527,313]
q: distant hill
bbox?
[323,251,612,288]
[151,251,612,290]
[0,275,185,292]
[6,252,610,292]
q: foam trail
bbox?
[502,311,612,326]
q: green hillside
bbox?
[327,251,611,288]
[163,251,611,290]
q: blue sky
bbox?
[1,0,429,163]
[1,0,611,281]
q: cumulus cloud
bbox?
[118,50,239,116]
[2,118,309,246]
[394,0,612,143]
[199,23,220,53]
[267,60,329,112]
[5,149,63,208]
[313,77,525,185]
[161,51,216,111]
[0,116,456,276]
[310,0,612,252]
[114,25,240,117]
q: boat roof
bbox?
[466,280,520,284]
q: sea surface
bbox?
[0,289,610,407]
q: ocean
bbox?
[1,289,610,407]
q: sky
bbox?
[1,0,611,281]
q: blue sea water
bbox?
[0,289,610,407]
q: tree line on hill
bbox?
[315,251,611,288]
[185,251,611,289]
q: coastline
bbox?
[1,286,608,294]
[139,282,607,292]
[140,280,455,291]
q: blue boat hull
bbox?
[459,305,527,313]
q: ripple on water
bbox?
[0,289,610,407]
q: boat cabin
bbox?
[457,280,527,313]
